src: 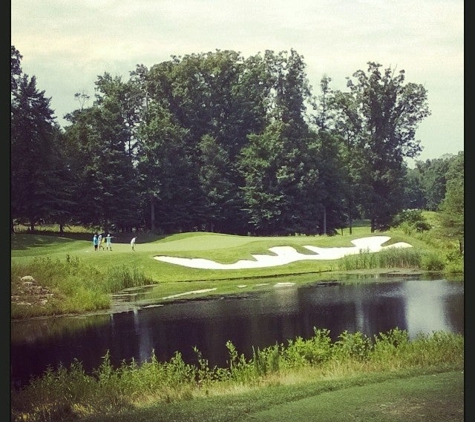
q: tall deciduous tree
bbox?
[198,134,239,232]
[64,73,142,232]
[309,76,349,234]
[333,62,430,231]
[238,121,288,234]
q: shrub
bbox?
[225,340,254,383]
[284,328,333,367]
[334,331,372,361]
[252,344,281,376]
[392,209,431,233]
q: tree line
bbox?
[10,45,463,237]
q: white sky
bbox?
[11,0,464,164]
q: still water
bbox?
[11,277,464,388]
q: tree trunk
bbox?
[323,206,327,235]
[150,196,155,232]
[348,200,353,235]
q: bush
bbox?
[284,328,333,367]
[334,331,372,361]
[392,209,431,233]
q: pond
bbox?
[10,275,464,389]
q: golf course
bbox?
[11,222,464,422]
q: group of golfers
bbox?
[92,233,137,251]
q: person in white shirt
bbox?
[106,233,112,251]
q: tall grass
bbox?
[104,265,152,292]
[11,255,154,318]
[11,328,463,422]
[336,247,448,272]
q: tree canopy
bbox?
[12,46,458,237]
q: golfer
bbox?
[106,233,112,251]
[131,236,137,251]
[93,234,98,251]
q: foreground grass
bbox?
[11,329,464,422]
[81,369,464,422]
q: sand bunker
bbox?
[154,236,412,270]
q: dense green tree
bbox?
[133,62,210,232]
[332,62,430,231]
[270,49,311,130]
[63,107,106,227]
[238,121,289,234]
[138,50,319,234]
[197,134,244,232]
[11,46,65,232]
[13,48,445,238]
[238,121,326,235]
[63,74,142,232]
[311,131,348,235]
[236,50,323,235]
[135,100,199,233]
[11,46,22,91]
[414,156,451,211]
[402,165,426,209]
[308,76,349,234]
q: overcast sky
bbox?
[12,0,463,164]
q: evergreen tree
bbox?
[11,46,65,232]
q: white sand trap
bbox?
[154,236,412,270]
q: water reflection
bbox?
[403,279,464,336]
[11,278,463,389]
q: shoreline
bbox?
[11,268,434,322]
